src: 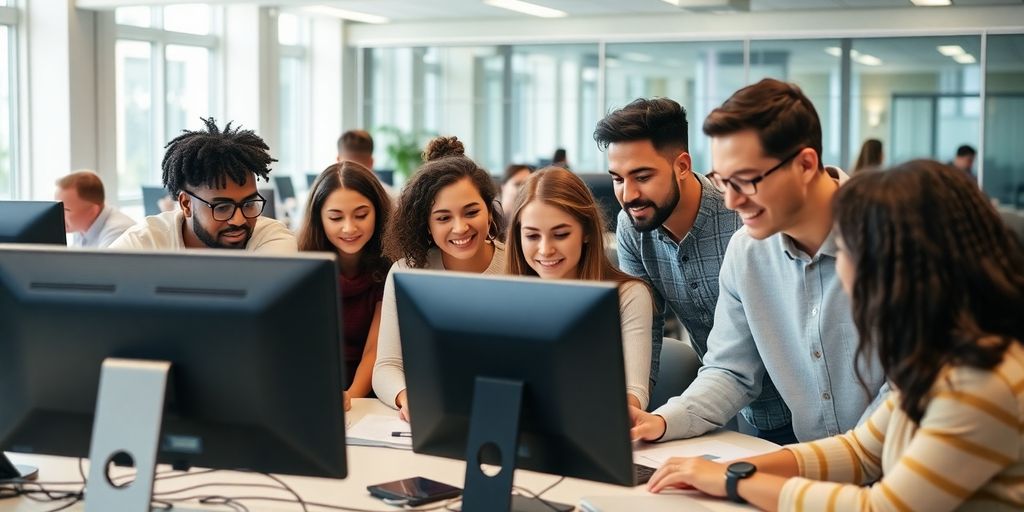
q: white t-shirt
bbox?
[109,210,296,254]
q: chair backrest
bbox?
[647,336,701,412]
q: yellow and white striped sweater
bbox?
[779,341,1024,511]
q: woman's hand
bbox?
[647,457,728,497]
[397,390,411,422]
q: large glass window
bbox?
[114,5,218,200]
[0,23,14,200]
[851,36,982,172]
[605,41,744,173]
[278,12,310,178]
[984,34,1024,207]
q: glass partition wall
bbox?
[360,33,1021,206]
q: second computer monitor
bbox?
[0,246,347,479]
[0,201,67,245]
[396,270,634,509]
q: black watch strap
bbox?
[725,462,757,504]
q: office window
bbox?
[749,39,842,169]
[511,44,600,173]
[984,34,1024,207]
[605,42,744,174]
[114,6,218,200]
[0,22,14,200]
[278,12,310,178]
[850,36,981,171]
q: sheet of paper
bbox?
[633,439,762,467]
[346,414,413,450]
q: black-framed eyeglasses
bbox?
[708,148,805,196]
[184,190,266,222]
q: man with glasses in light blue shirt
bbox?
[629,79,886,444]
[111,118,295,253]
[594,97,795,444]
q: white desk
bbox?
[1,399,778,511]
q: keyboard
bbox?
[633,463,656,484]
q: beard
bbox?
[623,182,680,232]
[193,220,252,249]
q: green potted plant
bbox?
[377,126,430,183]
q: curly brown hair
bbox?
[382,136,505,268]
[298,161,393,282]
[835,159,1024,423]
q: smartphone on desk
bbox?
[367,476,462,506]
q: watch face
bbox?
[728,462,756,477]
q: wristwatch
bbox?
[725,461,757,504]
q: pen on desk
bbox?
[391,431,412,438]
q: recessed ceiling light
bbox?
[605,58,621,68]
[303,5,389,24]
[937,45,966,56]
[622,52,654,63]
[854,54,883,66]
[483,0,567,18]
[824,47,842,57]
[910,0,952,6]
[953,54,977,64]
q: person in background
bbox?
[298,161,393,412]
[373,136,507,421]
[111,117,295,253]
[551,148,570,170]
[628,79,885,446]
[337,130,375,170]
[500,163,532,220]
[951,144,977,176]
[55,170,135,248]
[852,138,883,173]
[506,166,654,409]
[646,159,1024,512]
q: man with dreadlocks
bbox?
[112,118,296,252]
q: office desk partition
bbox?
[0,400,776,511]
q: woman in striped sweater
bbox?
[647,159,1024,511]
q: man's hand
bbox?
[629,405,667,441]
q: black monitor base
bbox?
[0,453,38,481]
[509,494,573,512]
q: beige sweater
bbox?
[780,342,1024,511]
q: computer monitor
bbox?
[0,201,67,245]
[273,176,296,202]
[0,246,347,495]
[306,173,318,189]
[577,174,621,232]
[395,270,634,512]
[258,187,277,219]
[141,186,172,216]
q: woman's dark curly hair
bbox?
[298,161,393,283]
[162,117,275,197]
[382,136,505,268]
[834,159,1024,423]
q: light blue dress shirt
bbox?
[654,225,886,442]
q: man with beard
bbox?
[594,97,795,444]
[111,118,296,253]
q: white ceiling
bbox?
[295,0,1023,22]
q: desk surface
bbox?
[1,399,778,511]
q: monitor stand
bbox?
[461,377,573,512]
[0,453,38,481]
[84,358,171,512]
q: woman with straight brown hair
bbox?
[506,166,654,409]
[298,161,393,410]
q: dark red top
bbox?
[339,272,385,388]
